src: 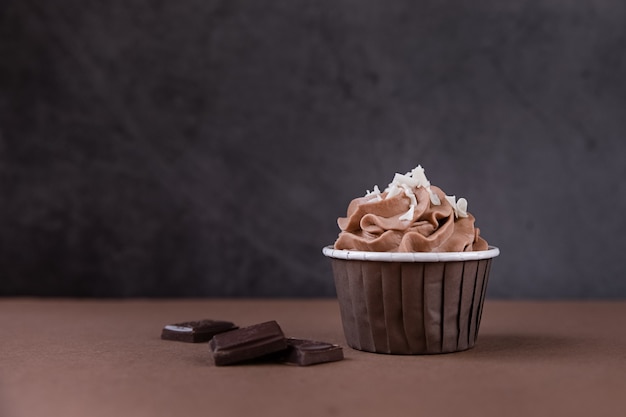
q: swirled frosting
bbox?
[334,165,488,252]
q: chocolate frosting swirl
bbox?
[334,186,488,252]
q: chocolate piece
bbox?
[281,338,344,366]
[209,321,288,366]
[161,319,237,343]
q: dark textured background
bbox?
[1,0,625,298]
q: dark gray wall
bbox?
[1,0,625,298]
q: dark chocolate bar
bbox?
[161,319,237,343]
[281,338,344,366]
[209,321,288,366]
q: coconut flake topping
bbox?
[365,165,469,221]
[445,195,469,218]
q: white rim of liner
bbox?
[322,245,500,262]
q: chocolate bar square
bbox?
[209,321,288,366]
[161,319,237,343]
[281,338,344,366]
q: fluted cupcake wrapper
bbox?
[330,257,494,354]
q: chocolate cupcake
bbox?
[324,165,499,354]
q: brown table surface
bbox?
[1,299,625,417]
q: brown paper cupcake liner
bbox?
[329,256,494,354]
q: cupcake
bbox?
[323,165,499,354]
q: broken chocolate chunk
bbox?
[161,319,237,343]
[209,321,288,366]
[281,338,344,366]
